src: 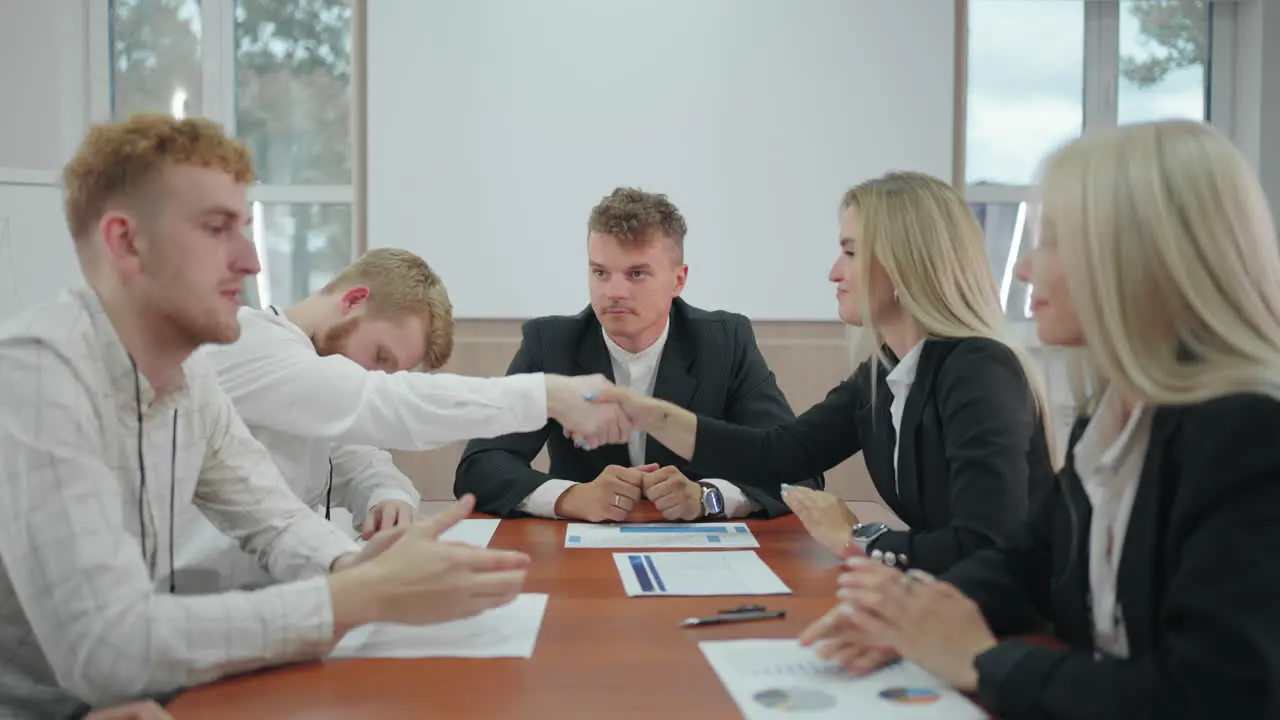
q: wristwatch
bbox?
[698,482,727,519]
[849,522,889,552]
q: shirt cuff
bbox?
[517,372,550,427]
[516,479,577,518]
[362,487,421,521]
[701,479,760,519]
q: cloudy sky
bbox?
[966,0,1206,186]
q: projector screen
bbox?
[368,0,955,320]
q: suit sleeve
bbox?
[870,341,1041,573]
[687,339,863,496]
[454,322,557,517]
[970,399,1280,720]
[709,318,828,517]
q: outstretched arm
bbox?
[593,368,867,492]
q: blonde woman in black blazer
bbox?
[801,121,1280,719]
[585,172,1056,575]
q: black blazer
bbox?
[945,393,1280,720]
[454,298,824,517]
[691,337,1054,574]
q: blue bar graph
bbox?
[642,554,667,592]
[628,555,654,592]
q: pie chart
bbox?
[752,687,839,711]
[878,686,941,704]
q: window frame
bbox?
[961,0,1239,343]
[90,0,361,308]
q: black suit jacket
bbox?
[454,298,824,517]
[691,337,1054,573]
[944,393,1280,720]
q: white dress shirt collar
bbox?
[602,319,670,383]
[1073,388,1153,659]
[885,341,925,487]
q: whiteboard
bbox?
[368,0,955,320]
[0,183,82,322]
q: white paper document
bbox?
[438,518,501,547]
[353,518,501,549]
[329,593,549,660]
[699,639,986,719]
[566,522,759,549]
[612,551,791,596]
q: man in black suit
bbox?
[455,187,823,521]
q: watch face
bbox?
[703,486,724,514]
[852,523,887,540]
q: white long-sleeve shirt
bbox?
[0,287,359,719]
[173,306,554,590]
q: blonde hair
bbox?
[62,113,254,241]
[321,248,455,370]
[1039,120,1280,413]
[841,171,1055,456]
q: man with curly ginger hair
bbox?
[0,114,542,718]
[456,187,824,522]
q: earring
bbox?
[893,290,900,303]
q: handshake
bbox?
[543,374,652,449]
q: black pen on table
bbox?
[680,609,786,628]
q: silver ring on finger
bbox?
[614,494,624,508]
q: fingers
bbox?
[839,645,899,676]
[456,546,533,573]
[415,495,475,539]
[361,506,380,539]
[466,568,530,599]
[798,606,844,646]
[603,475,643,502]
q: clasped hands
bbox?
[556,464,704,522]
[799,553,998,693]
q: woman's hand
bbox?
[798,603,900,675]
[781,484,858,556]
[835,557,997,692]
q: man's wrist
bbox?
[328,565,383,639]
[543,374,570,421]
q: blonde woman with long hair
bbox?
[587,172,1055,575]
[802,120,1280,719]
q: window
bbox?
[972,202,1037,323]
[234,0,352,186]
[966,1,1085,188]
[966,0,1222,326]
[251,203,352,309]
[111,0,203,119]
[1117,0,1210,124]
[109,0,355,308]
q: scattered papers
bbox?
[329,593,549,660]
[699,639,985,719]
[613,551,790,596]
[354,518,501,549]
[439,518,501,548]
[566,522,759,549]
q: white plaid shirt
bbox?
[0,287,360,718]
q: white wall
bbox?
[367,0,956,321]
[0,0,94,321]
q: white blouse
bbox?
[1072,389,1153,659]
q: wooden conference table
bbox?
[170,502,906,719]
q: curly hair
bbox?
[587,187,687,260]
[62,113,254,241]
